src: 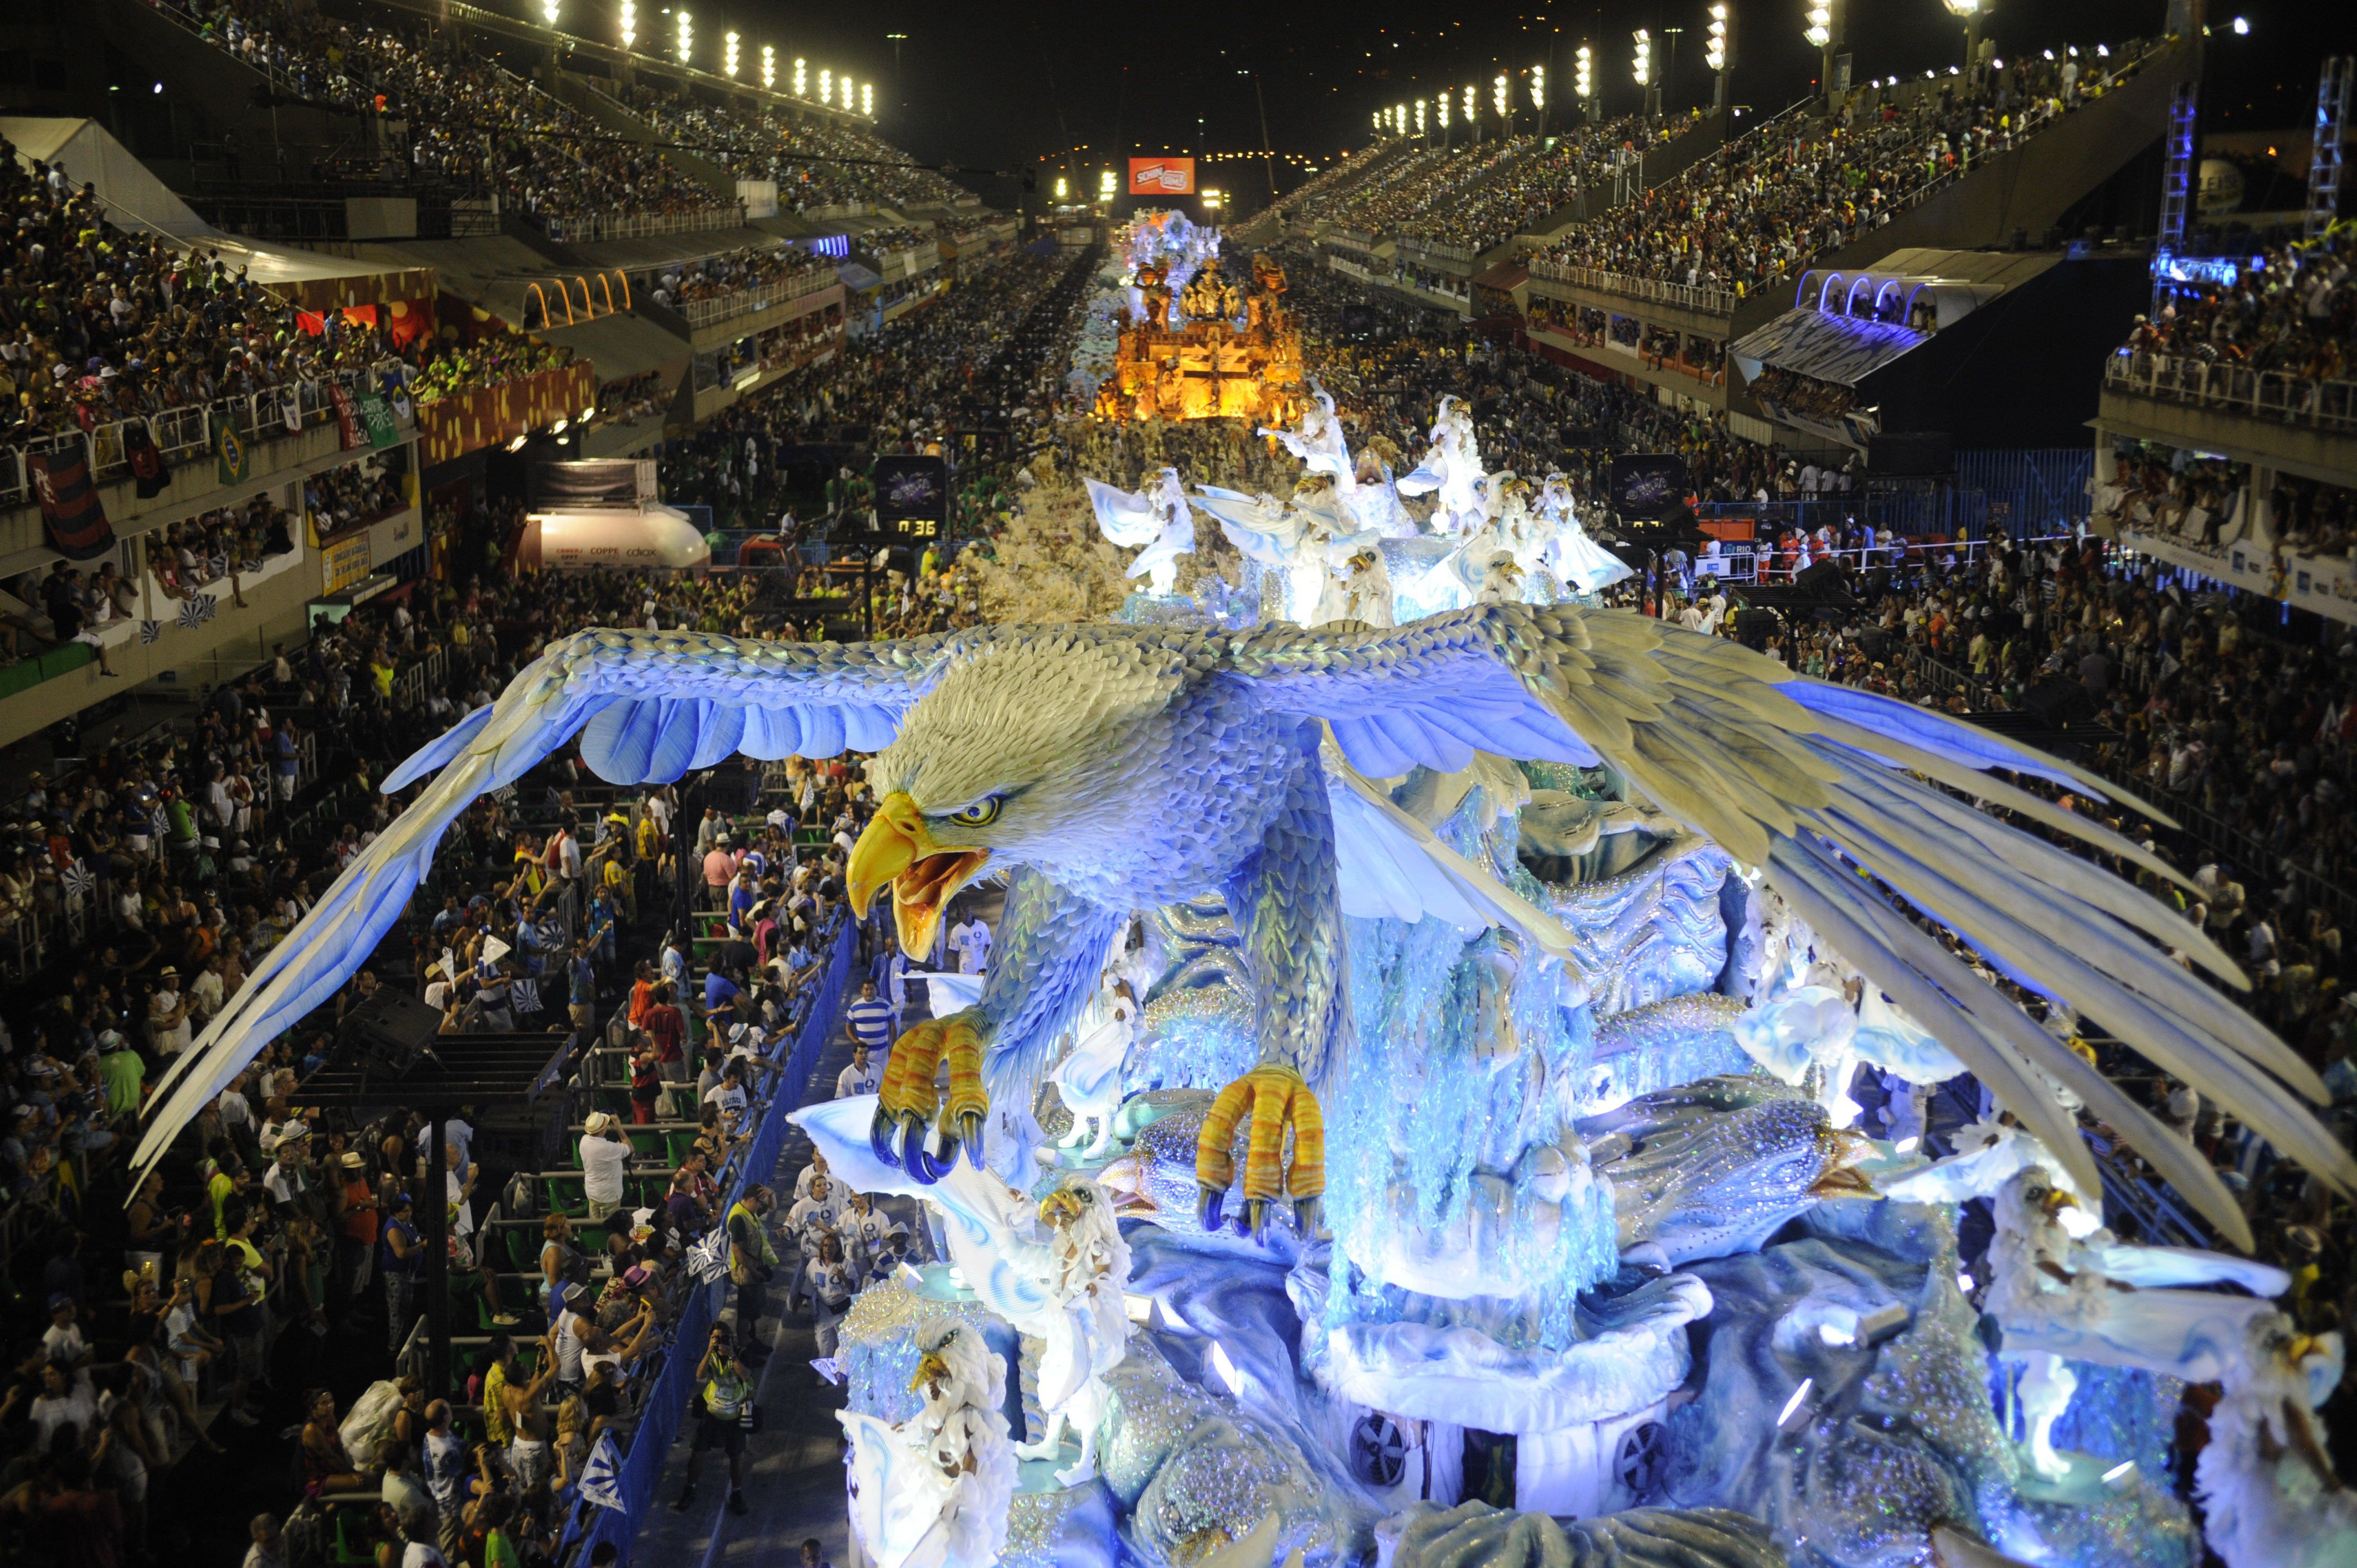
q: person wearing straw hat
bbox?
[579,1112,629,1224]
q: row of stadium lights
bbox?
[548,0,872,115]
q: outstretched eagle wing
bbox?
[133,628,966,1184]
[1231,604,2343,1250]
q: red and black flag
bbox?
[27,451,117,560]
[122,421,172,499]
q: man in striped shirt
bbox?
[843,982,894,1057]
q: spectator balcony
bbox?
[413,362,601,470]
[2098,349,2357,488]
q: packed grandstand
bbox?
[2,10,2355,1568]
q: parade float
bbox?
[1091,212,1304,426]
[139,390,2356,1568]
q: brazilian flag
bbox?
[215,421,249,486]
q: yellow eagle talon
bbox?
[1194,1066,1325,1236]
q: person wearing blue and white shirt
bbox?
[834,1040,883,1099]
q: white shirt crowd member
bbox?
[946,917,992,975]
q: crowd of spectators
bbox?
[626,89,972,215]
[161,1,728,229]
[643,249,836,313]
[0,535,922,1561]
[660,250,1080,532]
[1396,114,1696,254]
[2,137,579,450]
[2124,230,2356,386]
[1530,44,2158,296]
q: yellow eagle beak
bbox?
[848,792,991,960]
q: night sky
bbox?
[613,0,2353,212]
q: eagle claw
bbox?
[1193,1065,1326,1246]
[873,1012,992,1184]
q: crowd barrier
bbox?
[568,914,856,1564]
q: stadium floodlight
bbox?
[675,8,691,65]
[1706,4,1728,71]
[862,81,873,116]
[541,0,558,29]
[794,56,806,96]
[1099,168,1116,198]
[1414,98,1426,135]
[761,44,774,89]
[1395,101,1408,133]
[723,31,739,78]
[618,0,634,48]
[1204,188,1223,210]
[1531,63,1545,111]
[819,67,832,105]
[1576,44,1593,97]
[1804,0,1831,49]
[1463,83,1476,121]
[1372,109,1382,131]
[1632,28,1651,86]
[1493,72,1508,118]
[843,77,856,110]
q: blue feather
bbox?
[687,703,748,769]
[1779,679,2086,790]
[1330,715,1418,777]
[739,706,805,759]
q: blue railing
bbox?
[568,916,856,1562]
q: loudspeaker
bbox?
[1795,558,1849,594]
[337,987,445,1075]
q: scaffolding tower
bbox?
[2154,80,2199,309]
[2308,57,2353,240]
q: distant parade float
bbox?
[1092,211,1304,425]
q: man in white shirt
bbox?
[579,1112,630,1223]
[946,914,991,975]
[786,1174,844,1245]
[702,1062,750,1122]
[149,970,193,1056]
[834,1040,883,1099]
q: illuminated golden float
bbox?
[1094,219,1303,424]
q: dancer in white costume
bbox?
[1536,473,1635,594]
[1983,1167,2291,1482]
[1084,468,1195,595]
[1395,396,1487,535]
[2195,1312,2355,1568]
[1015,1182,1133,1485]
[840,1319,1016,1568]
[1048,974,1138,1160]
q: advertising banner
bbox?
[1128,157,1196,195]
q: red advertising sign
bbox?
[1128,157,1196,195]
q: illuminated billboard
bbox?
[1128,157,1197,195]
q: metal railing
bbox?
[537,205,746,245]
[2,360,414,509]
[679,276,840,330]
[1526,261,1742,315]
[2104,349,2357,432]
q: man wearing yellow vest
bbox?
[672,1325,755,1517]
[726,1184,780,1363]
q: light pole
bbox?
[886,32,906,110]
[1576,44,1595,124]
[1464,82,1478,145]
[1706,4,1730,110]
[1663,27,1684,107]
[1633,29,1656,118]
[1942,0,1982,81]
[1494,73,1510,137]
[1531,63,1547,138]
[1438,84,1452,148]
[1804,0,1844,107]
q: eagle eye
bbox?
[944,795,1003,829]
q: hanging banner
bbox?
[214,422,249,486]
[1128,157,1196,195]
[121,422,172,499]
[356,391,402,450]
[27,451,116,559]
[330,385,366,450]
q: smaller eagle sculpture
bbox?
[132,606,2354,1254]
